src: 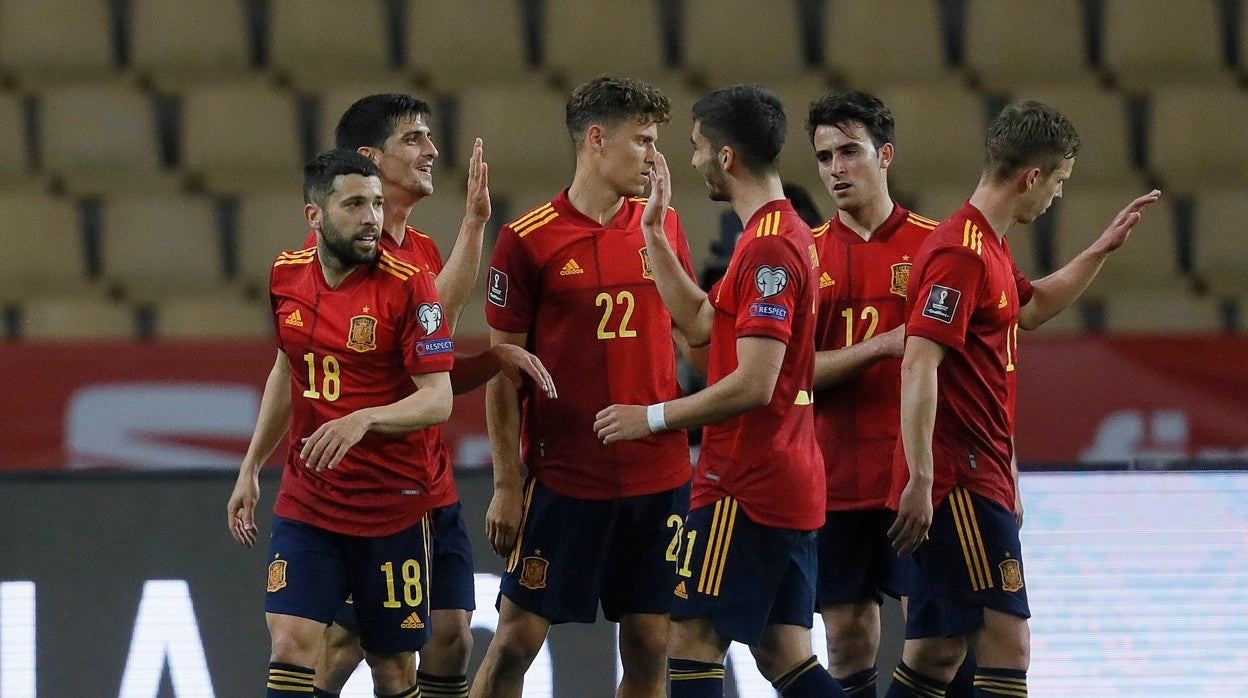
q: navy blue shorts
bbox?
[904,487,1030,640]
[265,516,432,654]
[817,508,909,606]
[332,502,476,631]
[499,477,691,624]
[670,497,817,647]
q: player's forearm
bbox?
[663,363,777,431]
[813,336,891,389]
[449,349,501,395]
[1020,248,1108,329]
[643,225,713,345]
[434,217,487,333]
[240,356,292,476]
[356,373,453,433]
[899,358,938,486]
[485,375,525,492]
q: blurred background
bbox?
[0,1,1246,696]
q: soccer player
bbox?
[595,85,846,697]
[805,90,940,697]
[470,76,696,698]
[227,149,455,698]
[310,94,554,698]
[885,101,1160,697]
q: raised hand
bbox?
[465,137,491,224]
[640,151,672,237]
[1091,189,1161,255]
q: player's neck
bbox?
[316,246,359,289]
[382,182,422,245]
[837,194,894,241]
[730,173,786,228]
[566,175,625,225]
[968,178,1014,240]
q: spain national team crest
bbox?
[999,557,1024,593]
[267,558,287,593]
[889,262,911,297]
[639,247,653,280]
[519,555,549,590]
[347,314,378,352]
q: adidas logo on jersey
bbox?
[998,291,1008,308]
[819,272,835,289]
[674,581,688,599]
[400,612,425,629]
[560,259,585,276]
[284,309,304,327]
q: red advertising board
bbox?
[2,335,1246,470]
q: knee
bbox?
[321,640,365,679]
[427,622,474,664]
[269,625,322,667]
[365,652,416,691]
[619,625,668,666]
[485,629,544,678]
[903,639,967,683]
[824,623,876,673]
[749,643,783,679]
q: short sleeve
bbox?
[731,236,804,343]
[402,272,456,375]
[906,247,985,352]
[484,225,540,334]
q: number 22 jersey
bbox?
[485,190,694,500]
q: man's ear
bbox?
[305,202,321,229]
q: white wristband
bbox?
[646,402,668,433]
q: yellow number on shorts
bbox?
[665,514,697,579]
[380,559,424,608]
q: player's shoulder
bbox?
[374,249,426,284]
[810,218,833,239]
[901,209,940,233]
[272,246,317,270]
[502,198,561,240]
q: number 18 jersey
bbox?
[485,190,694,500]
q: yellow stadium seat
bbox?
[154,294,273,339]
[269,0,395,82]
[180,79,304,193]
[963,0,1091,90]
[681,0,809,86]
[0,0,116,81]
[1102,0,1228,89]
[100,194,228,300]
[1147,83,1248,193]
[1051,187,1179,298]
[826,0,955,87]
[19,295,137,339]
[1102,289,1226,333]
[130,0,251,83]
[0,194,93,303]
[1192,189,1248,295]
[408,0,537,87]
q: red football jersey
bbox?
[302,225,458,509]
[270,246,455,536]
[696,200,824,531]
[813,205,935,510]
[485,190,694,500]
[889,202,1034,512]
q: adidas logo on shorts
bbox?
[400,612,425,629]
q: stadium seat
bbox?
[769,77,842,198]
[1102,289,1226,333]
[180,80,305,193]
[542,0,671,86]
[0,0,117,82]
[1007,81,1144,188]
[39,82,171,194]
[100,194,228,300]
[454,84,572,196]
[963,0,1090,90]
[315,81,422,152]
[408,0,537,87]
[236,192,311,293]
[0,194,93,303]
[681,0,809,86]
[0,93,29,184]
[871,83,987,195]
[18,295,138,339]
[154,294,273,339]
[130,0,252,83]
[1147,83,1248,193]
[1050,187,1180,298]
[1192,189,1248,295]
[1102,0,1227,89]
[826,0,955,88]
[269,0,396,83]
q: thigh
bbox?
[818,508,902,606]
[602,480,692,621]
[428,502,476,612]
[264,516,349,624]
[671,497,805,647]
[498,478,611,624]
[905,487,1030,640]
[347,517,433,654]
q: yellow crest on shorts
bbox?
[519,555,549,590]
[999,557,1024,593]
[890,262,912,297]
[267,558,288,593]
[347,314,378,352]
